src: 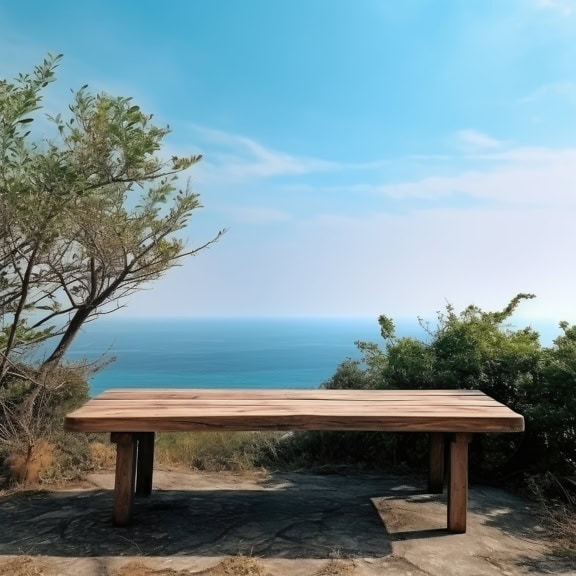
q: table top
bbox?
[64,389,525,433]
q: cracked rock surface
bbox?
[0,470,573,575]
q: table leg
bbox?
[111,432,137,526]
[136,432,155,497]
[447,432,472,533]
[428,432,445,493]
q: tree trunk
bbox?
[40,306,91,377]
[0,243,39,382]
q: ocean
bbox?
[64,316,561,396]
[65,317,398,395]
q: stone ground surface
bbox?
[0,469,574,576]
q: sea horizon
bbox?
[64,316,565,396]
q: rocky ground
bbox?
[0,470,574,575]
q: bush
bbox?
[319,295,576,487]
[154,431,282,472]
[0,365,91,485]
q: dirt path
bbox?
[0,470,573,575]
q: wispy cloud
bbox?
[188,125,338,183]
[455,130,505,151]
[519,81,576,104]
[535,0,575,16]
[125,129,576,320]
[375,145,576,207]
[183,125,399,185]
[279,138,576,211]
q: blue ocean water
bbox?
[64,317,397,395]
[64,316,562,396]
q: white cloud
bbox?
[455,130,505,151]
[182,125,397,185]
[116,129,576,320]
[519,81,576,104]
[536,0,575,16]
[278,143,576,210]
[189,125,338,183]
[372,145,576,207]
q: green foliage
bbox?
[523,324,576,474]
[0,55,223,482]
[385,338,436,390]
[321,295,576,482]
[321,359,377,390]
[0,54,223,382]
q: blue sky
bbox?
[2,0,576,320]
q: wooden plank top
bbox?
[64,389,524,433]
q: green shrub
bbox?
[320,295,576,487]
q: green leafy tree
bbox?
[0,55,224,472]
[0,54,223,381]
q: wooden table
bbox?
[64,389,524,533]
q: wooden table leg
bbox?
[136,432,155,497]
[447,432,472,533]
[428,432,445,493]
[111,432,137,526]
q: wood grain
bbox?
[428,432,445,493]
[64,389,524,434]
[96,389,487,401]
[448,433,472,533]
[110,432,137,526]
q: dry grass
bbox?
[196,557,269,576]
[89,441,116,469]
[4,441,55,485]
[0,557,355,576]
[314,560,356,576]
[541,504,576,556]
[110,560,187,576]
[527,474,576,556]
[2,431,282,489]
[110,557,357,576]
[208,557,268,576]
[154,432,281,472]
[0,557,45,576]
[112,557,269,576]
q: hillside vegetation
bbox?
[319,294,575,487]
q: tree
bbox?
[0,55,224,467]
[0,54,223,379]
